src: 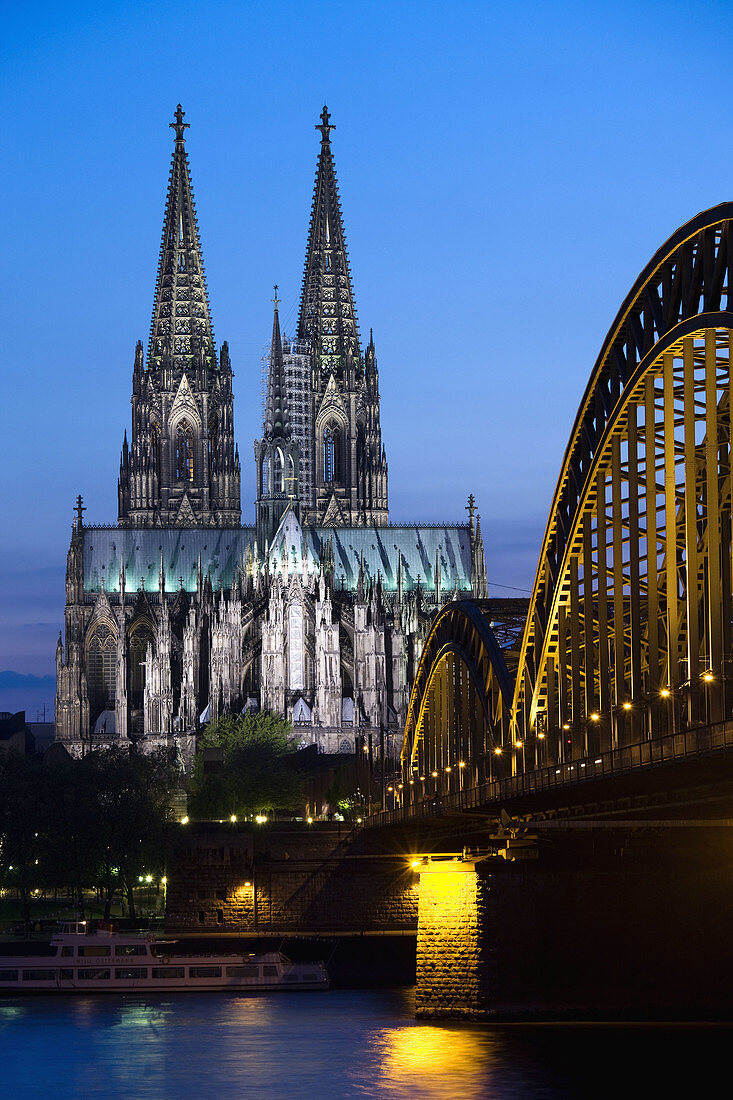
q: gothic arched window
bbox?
[87,623,116,720]
[151,422,161,474]
[261,454,270,495]
[175,419,194,483]
[128,622,154,712]
[273,448,284,494]
[323,423,341,483]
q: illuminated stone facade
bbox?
[55,107,487,761]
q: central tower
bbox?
[118,106,241,528]
[298,107,388,527]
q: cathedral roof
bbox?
[148,105,217,371]
[82,524,473,595]
[298,106,361,372]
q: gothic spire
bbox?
[298,106,360,372]
[264,287,290,440]
[148,105,216,371]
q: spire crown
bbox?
[170,104,189,143]
[317,105,335,144]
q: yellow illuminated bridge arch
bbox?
[402,202,733,797]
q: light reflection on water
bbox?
[0,988,729,1099]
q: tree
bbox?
[188,713,305,819]
[0,752,45,923]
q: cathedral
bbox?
[54,106,488,764]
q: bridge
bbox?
[168,204,733,1019]
[381,202,733,1017]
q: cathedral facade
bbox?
[55,107,487,763]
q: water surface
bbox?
[0,989,727,1098]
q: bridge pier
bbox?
[415,859,496,1018]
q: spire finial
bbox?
[170,104,189,143]
[317,105,335,144]
[272,284,281,311]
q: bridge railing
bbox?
[367,718,733,827]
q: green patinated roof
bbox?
[82,523,473,595]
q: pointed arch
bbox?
[175,418,195,482]
[128,618,155,714]
[86,620,118,724]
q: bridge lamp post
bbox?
[445,765,452,795]
[701,671,714,726]
[659,687,675,735]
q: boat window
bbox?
[263,965,278,976]
[283,973,299,982]
[59,969,73,980]
[60,946,73,957]
[115,968,148,980]
[78,945,111,957]
[114,945,148,956]
[77,968,111,980]
[302,973,318,981]
[226,965,259,977]
[152,967,185,978]
[22,969,57,981]
[0,969,18,981]
[189,966,222,978]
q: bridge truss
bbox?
[401,203,733,798]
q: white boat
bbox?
[0,922,329,993]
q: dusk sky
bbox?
[2,0,733,714]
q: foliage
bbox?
[188,713,305,819]
[0,746,176,921]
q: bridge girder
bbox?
[403,204,733,799]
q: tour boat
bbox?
[0,922,329,993]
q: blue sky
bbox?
[2,0,733,711]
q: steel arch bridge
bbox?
[401,202,733,799]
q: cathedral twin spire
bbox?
[120,103,387,532]
[118,105,240,529]
[298,107,361,374]
[149,104,216,373]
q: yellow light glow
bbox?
[704,671,714,683]
[180,816,189,825]
[661,688,670,698]
[387,786,393,792]
[494,747,502,755]
[622,702,632,711]
[409,779,414,785]
[255,815,267,824]
[445,766,452,773]
[537,732,546,740]
[244,881,251,887]
[515,741,523,749]
[458,761,465,768]
[230,814,237,823]
[563,723,570,730]
[307,817,313,824]
[431,771,438,778]
[161,877,167,885]
[379,1021,485,1088]
[590,712,600,721]
[411,860,421,868]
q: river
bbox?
[0,988,728,1098]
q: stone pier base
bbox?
[415,860,496,1018]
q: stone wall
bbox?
[166,823,419,933]
[415,863,497,1018]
